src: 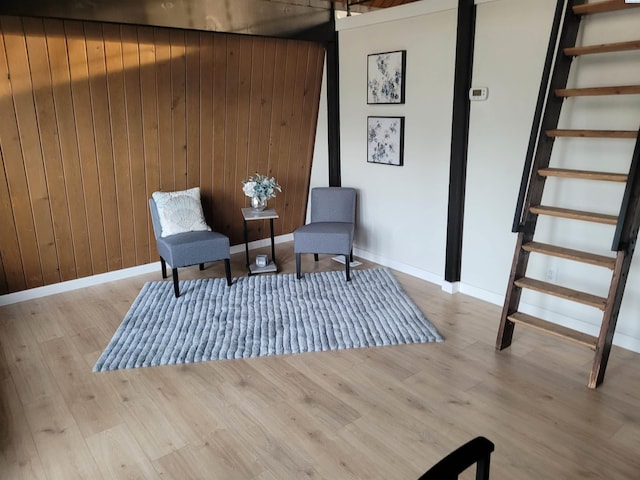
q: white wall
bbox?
[308,61,330,222]
[461,0,555,302]
[464,0,640,350]
[332,0,640,352]
[336,0,458,284]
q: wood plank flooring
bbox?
[1,242,639,479]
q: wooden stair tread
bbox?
[514,277,607,310]
[538,167,627,182]
[565,40,640,56]
[507,312,598,349]
[498,0,640,390]
[555,85,640,97]
[522,241,617,269]
[574,0,640,15]
[529,205,618,225]
[546,129,637,139]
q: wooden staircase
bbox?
[496,0,640,389]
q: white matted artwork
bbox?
[367,116,405,166]
[367,50,406,104]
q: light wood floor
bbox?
[1,242,639,479]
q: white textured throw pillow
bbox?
[152,187,212,237]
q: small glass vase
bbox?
[250,196,267,212]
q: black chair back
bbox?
[418,436,494,480]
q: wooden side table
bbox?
[241,207,279,275]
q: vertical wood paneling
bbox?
[245,38,267,240]
[274,42,298,236]
[0,249,9,292]
[22,18,78,282]
[185,31,200,190]
[0,18,53,287]
[257,39,277,186]
[284,44,310,234]
[170,30,187,191]
[246,38,265,179]
[44,19,93,279]
[0,142,25,290]
[211,34,227,233]
[247,37,279,244]
[65,20,108,275]
[103,23,135,269]
[233,37,254,242]
[222,35,240,239]
[155,28,174,192]
[0,16,325,294]
[198,32,214,217]
[138,27,160,259]
[121,25,149,265]
[0,20,33,291]
[267,40,288,242]
[282,43,309,234]
[3,17,57,287]
[84,22,122,272]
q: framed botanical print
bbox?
[367,116,404,166]
[367,50,406,104]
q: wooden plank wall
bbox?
[0,16,325,294]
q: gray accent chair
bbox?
[149,198,232,297]
[294,187,356,281]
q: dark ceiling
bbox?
[0,0,422,38]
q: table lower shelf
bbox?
[248,261,277,275]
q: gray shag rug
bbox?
[93,268,443,372]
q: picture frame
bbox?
[367,50,406,104]
[367,116,404,166]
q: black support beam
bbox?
[445,0,476,282]
[326,12,341,187]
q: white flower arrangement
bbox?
[241,173,282,201]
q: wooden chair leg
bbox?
[314,253,319,262]
[172,268,180,298]
[160,257,167,279]
[224,259,232,286]
[345,254,351,281]
[199,263,205,271]
[296,253,302,279]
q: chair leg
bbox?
[224,259,232,286]
[172,268,180,298]
[296,253,302,279]
[160,257,167,279]
[350,249,353,262]
[345,254,351,282]
[477,456,491,480]
[199,263,205,271]
[314,253,319,262]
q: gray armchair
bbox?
[149,197,232,297]
[294,187,356,281]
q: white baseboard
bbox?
[0,262,160,306]
[0,234,294,307]
[230,233,293,255]
[353,247,448,291]
[441,281,461,294]
[458,283,505,307]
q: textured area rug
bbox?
[93,268,443,372]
